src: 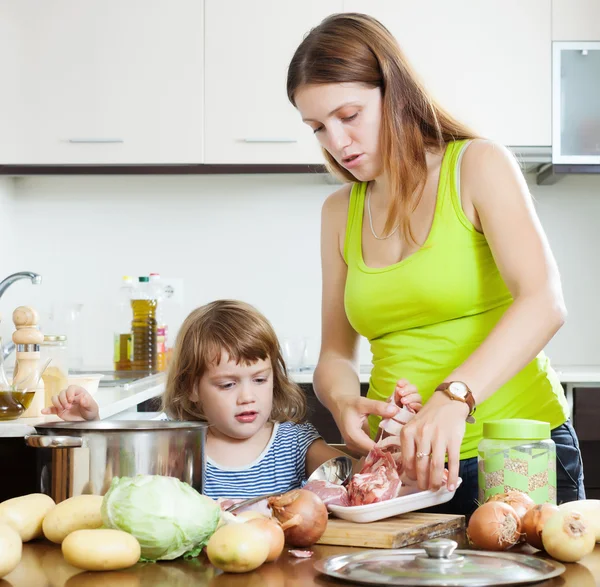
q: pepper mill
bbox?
[12,305,45,417]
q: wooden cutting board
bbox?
[317,512,465,549]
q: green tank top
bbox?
[344,139,569,460]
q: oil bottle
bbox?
[131,276,157,372]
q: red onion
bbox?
[267,489,328,547]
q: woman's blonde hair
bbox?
[162,299,307,423]
[287,13,478,242]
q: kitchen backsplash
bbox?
[0,172,598,370]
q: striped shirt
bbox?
[203,421,321,499]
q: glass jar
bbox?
[40,335,69,408]
[478,419,556,505]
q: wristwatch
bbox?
[435,381,476,424]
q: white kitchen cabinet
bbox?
[204,0,343,164]
[344,1,552,147]
[553,0,600,41]
[0,1,204,165]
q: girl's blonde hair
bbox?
[287,13,478,242]
[163,300,307,423]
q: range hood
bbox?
[537,41,600,185]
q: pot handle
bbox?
[24,435,84,448]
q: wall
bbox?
[0,177,20,347]
[2,171,600,371]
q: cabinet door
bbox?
[553,0,600,41]
[344,1,552,147]
[204,0,343,164]
[0,1,204,164]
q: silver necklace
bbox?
[366,184,399,240]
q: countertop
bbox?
[3,531,600,586]
[2,364,600,437]
[290,364,600,385]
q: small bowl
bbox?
[67,374,104,396]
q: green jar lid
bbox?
[483,419,550,440]
[138,276,149,282]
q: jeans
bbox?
[422,420,585,519]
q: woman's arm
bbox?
[401,140,567,492]
[313,186,398,454]
[446,140,566,401]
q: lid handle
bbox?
[421,538,458,559]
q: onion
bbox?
[237,511,268,521]
[541,510,595,562]
[521,503,559,550]
[467,502,521,550]
[559,500,600,542]
[246,518,285,562]
[486,491,535,520]
[267,489,328,548]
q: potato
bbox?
[0,523,22,578]
[0,493,55,542]
[62,529,141,572]
[43,495,104,544]
[206,523,270,573]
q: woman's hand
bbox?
[333,394,399,455]
[41,385,100,421]
[400,391,468,492]
[394,379,423,412]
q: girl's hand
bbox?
[400,391,467,492]
[394,379,423,412]
[332,395,399,455]
[41,385,100,421]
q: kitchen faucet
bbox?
[0,272,42,360]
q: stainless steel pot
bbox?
[25,420,207,502]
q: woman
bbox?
[286,12,584,515]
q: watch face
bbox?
[449,382,468,398]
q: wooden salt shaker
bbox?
[12,306,45,418]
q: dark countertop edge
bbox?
[0,163,329,175]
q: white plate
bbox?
[328,478,462,523]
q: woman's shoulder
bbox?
[460,139,522,180]
[460,139,526,203]
[322,182,353,219]
[321,183,356,245]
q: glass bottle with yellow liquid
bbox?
[131,276,157,372]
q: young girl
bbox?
[43,299,422,499]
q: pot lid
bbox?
[315,539,565,586]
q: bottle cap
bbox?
[138,276,149,282]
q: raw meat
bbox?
[288,549,314,558]
[303,480,350,507]
[346,395,416,506]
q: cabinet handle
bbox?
[68,138,124,144]
[242,137,298,143]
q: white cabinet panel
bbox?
[344,1,552,147]
[0,1,204,164]
[204,0,343,164]
[553,0,600,41]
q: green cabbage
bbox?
[101,475,221,561]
